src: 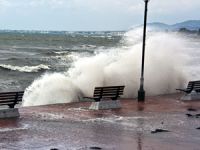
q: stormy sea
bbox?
[0,28,199,106]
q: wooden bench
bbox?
[176,80,200,93]
[0,91,24,108]
[84,86,125,102]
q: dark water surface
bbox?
[0,30,124,92]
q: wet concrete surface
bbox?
[0,94,200,150]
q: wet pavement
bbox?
[0,94,200,150]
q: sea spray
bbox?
[143,32,187,95]
[70,33,186,98]
[22,73,82,106]
[22,30,187,106]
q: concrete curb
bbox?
[0,108,20,118]
[181,91,200,101]
[89,100,121,110]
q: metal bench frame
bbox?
[176,80,200,94]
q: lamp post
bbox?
[138,0,150,102]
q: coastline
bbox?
[0,93,200,150]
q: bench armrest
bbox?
[176,89,190,93]
[78,96,96,102]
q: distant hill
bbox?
[147,22,170,30]
[138,20,200,31]
[172,20,200,30]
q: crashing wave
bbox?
[23,30,190,106]
[0,64,50,73]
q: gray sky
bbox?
[0,0,199,31]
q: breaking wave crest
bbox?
[22,73,81,106]
[0,64,50,72]
[23,30,189,106]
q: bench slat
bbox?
[95,86,124,89]
[0,100,19,103]
[0,91,24,95]
[94,88,124,91]
[94,95,123,98]
[93,96,120,99]
[0,94,24,98]
[0,96,16,100]
[94,87,124,92]
[94,92,123,96]
[0,94,17,97]
[0,103,15,106]
[94,90,124,94]
[95,88,124,91]
[0,96,23,100]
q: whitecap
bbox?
[0,64,50,73]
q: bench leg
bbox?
[111,97,118,100]
[8,104,15,108]
[94,98,101,102]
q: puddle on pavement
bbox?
[0,118,29,132]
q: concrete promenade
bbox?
[0,94,200,150]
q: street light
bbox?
[138,0,150,102]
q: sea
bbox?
[0,30,123,91]
[0,28,200,106]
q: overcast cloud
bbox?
[0,0,199,30]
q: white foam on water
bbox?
[23,29,195,106]
[22,73,82,106]
[0,64,50,72]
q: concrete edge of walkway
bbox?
[0,108,20,118]
[89,100,121,110]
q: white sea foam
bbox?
[23,29,191,106]
[53,53,80,62]
[0,64,50,72]
[22,73,82,106]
